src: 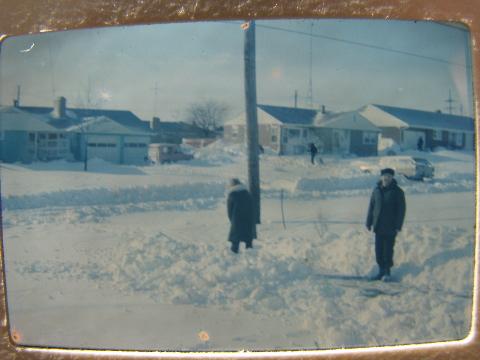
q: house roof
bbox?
[66,116,152,136]
[18,106,152,132]
[316,111,380,132]
[0,106,61,132]
[257,104,318,126]
[371,104,474,132]
[225,108,282,126]
[225,104,318,127]
[154,121,207,134]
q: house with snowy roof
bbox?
[359,104,475,151]
[12,96,154,164]
[0,106,71,163]
[224,104,380,156]
[313,110,381,156]
[67,116,152,165]
[149,117,215,145]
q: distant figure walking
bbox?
[417,136,424,151]
[308,143,318,165]
[226,178,256,254]
[366,168,406,281]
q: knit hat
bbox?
[380,168,395,176]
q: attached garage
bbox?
[68,116,151,165]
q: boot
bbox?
[382,268,392,282]
[370,267,385,281]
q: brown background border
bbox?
[0,0,478,359]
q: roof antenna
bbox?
[307,21,314,109]
[444,89,456,115]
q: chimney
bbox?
[52,96,66,119]
[151,117,161,131]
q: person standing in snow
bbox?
[366,168,406,281]
[308,143,318,165]
[226,178,256,254]
[417,136,424,151]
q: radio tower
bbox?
[445,89,456,114]
[307,21,314,109]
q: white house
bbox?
[360,104,475,151]
[224,104,380,156]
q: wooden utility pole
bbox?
[243,20,261,224]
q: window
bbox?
[432,129,442,141]
[107,144,116,148]
[39,134,46,140]
[449,132,463,147]
[48,133,57,140]
[47,141,57,147]
[88,143,97,147]
[231,125,240,138]
[29,133,35,141]
[303,129,308,138]
[363,132,377,145]
[288,129,301,138]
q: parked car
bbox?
[358,156,434,181]
[148,143,193,164]
[379,156,434,180]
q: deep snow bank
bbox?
[105,222,473,347]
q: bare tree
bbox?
[185,100,230,133]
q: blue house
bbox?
[16,97,154,164]
[0,106,71,163]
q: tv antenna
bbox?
[306,21,314,109]
[444,89,456,115]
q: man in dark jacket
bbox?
[227,178,256,254]
[308,143,318,164]
[366,168,406,281]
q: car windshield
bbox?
[413,158,429,164]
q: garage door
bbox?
[123,142,148,164]
[87,136,120,163]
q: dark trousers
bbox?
[231,240,253,253]
[310,153,316,164]
[375,234,396,270]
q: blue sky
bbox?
[0,19,474,121]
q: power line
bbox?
[252,23,469,68]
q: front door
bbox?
[403,130,425,150]
[332,129,350,154]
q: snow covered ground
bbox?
[0,143,476,351]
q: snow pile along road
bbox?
[106,221,474,348]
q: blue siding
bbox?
[0,131,32,163]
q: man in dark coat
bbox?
[308,143,318,164]
[417,136,424,151]
[366,168,406,281]
[227,178,256,253]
